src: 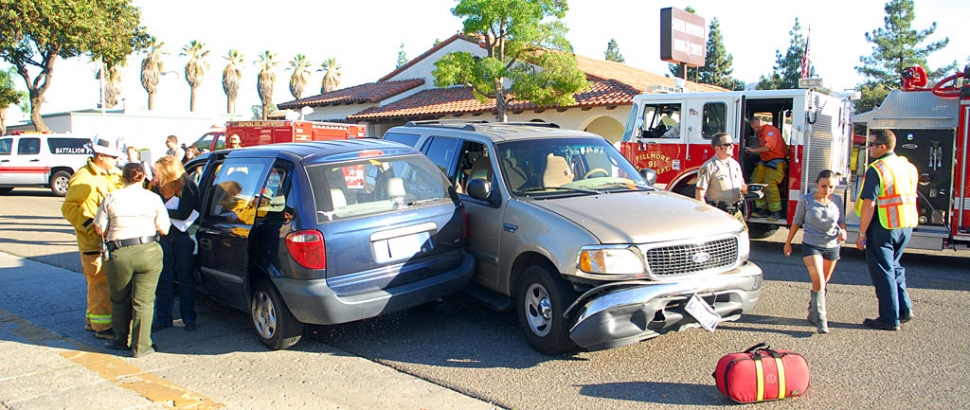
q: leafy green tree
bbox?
[604,39,625,63]
[854,0,951,112]
[397,44,409,68]
[140,37,167,111]
[756,18,811,90]
[433,0,588,122]
[181,40,210,112]
[0,0,149,131]
[222,49,244,114]
[0,66,28,135]
[255,51,279,120]
[696,18,741,90]
[287,54,312,99]
[318,57,342,93]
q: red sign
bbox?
[660,7,707,67]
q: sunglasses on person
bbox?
[867,142,883,147]
[717,143,733,148]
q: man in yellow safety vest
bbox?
[854,129,919,331]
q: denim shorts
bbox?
[801,243,840,261]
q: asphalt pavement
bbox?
[0,251,499,410]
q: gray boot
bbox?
[807,292,818,325]
[812,290,829,333]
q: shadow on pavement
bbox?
[577,381,731,406]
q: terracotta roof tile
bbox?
[574,54,727,93]
[348,79,641,121]
[277,79,425,109]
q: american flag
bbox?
[800,29,811,79]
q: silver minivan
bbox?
[385,121,762,355]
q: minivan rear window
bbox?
[307,154,450,222]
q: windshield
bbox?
[496,137,651,197]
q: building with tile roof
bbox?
[276,33,725,142]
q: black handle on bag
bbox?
[743,342,770,353]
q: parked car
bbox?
[0,133,93,196]
[184,139,475,350]
[383,121,763,354]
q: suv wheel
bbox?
[0,187,12,195]
[516,264,578,355]
[49,171,71,197]
[250,279,303,350]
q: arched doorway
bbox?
[583,116,625,144]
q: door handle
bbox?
[30,159,40,162]
[198,238,212,250]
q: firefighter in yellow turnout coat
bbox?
[61,137,124,339]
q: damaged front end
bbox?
[565,261,762,351]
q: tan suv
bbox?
[0,134,93,196]
[384,121,763,355]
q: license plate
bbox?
[685,293,721,332]
[386,232,429,260]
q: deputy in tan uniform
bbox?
[696,132,748,228]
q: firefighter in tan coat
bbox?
[61,136,124,340]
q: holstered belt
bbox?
[709,201,743,214]
[105,235,158,251]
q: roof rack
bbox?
[404,120,561,131]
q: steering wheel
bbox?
[583,168,609,179]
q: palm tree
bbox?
[222,49,245,114]
[287,54,312,99]
[318,57,342,93]
[181,40,210,112]
[255,50,279,120]
[140,37,167,110]
[95,62,124,108]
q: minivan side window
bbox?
[257,163,292,220]
[206,159,268,225]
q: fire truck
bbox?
[199,120,367,152]
[619,87,856,239]
[619,66,970,252]
[847,66,970,251]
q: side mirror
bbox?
[467,178,492,201]
[640,168,657,186]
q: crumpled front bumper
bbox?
[568,261,762,351]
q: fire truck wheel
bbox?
[747,224,778,240]
[676,184,696,198]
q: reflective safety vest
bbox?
[855,154,919,229]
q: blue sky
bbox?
[4,0,967,121]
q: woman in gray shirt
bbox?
[783,170,847,334]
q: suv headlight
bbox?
[738,229,750,261]
[578,246,645,277]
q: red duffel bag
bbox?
[713,343,810,403]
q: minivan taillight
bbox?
[285,230,326,269]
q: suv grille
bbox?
[643,237,738,277]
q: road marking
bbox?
[1,308,224,409]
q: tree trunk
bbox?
[148,92,155,111]
[261,103,268,120]
[0,108,7,136]
[227,99,233,115]
[494,77,507,122]
[30,95,49,133]
[190,87,196,112]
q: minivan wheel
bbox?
[516,264,578,355]
[50,171,71,197]
[250,279,303,350]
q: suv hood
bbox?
[529,190,742,244]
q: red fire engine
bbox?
[619,87,856,240]
[619,66,970,252]
[201,120,367,152]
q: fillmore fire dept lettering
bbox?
[634,152,673,174]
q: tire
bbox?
[0,187,12,195]
[516,264,578,355]
[49,171,71,197]
[747,223,779,240]
[250,278,303,350]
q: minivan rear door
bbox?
[196,156,273,309]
